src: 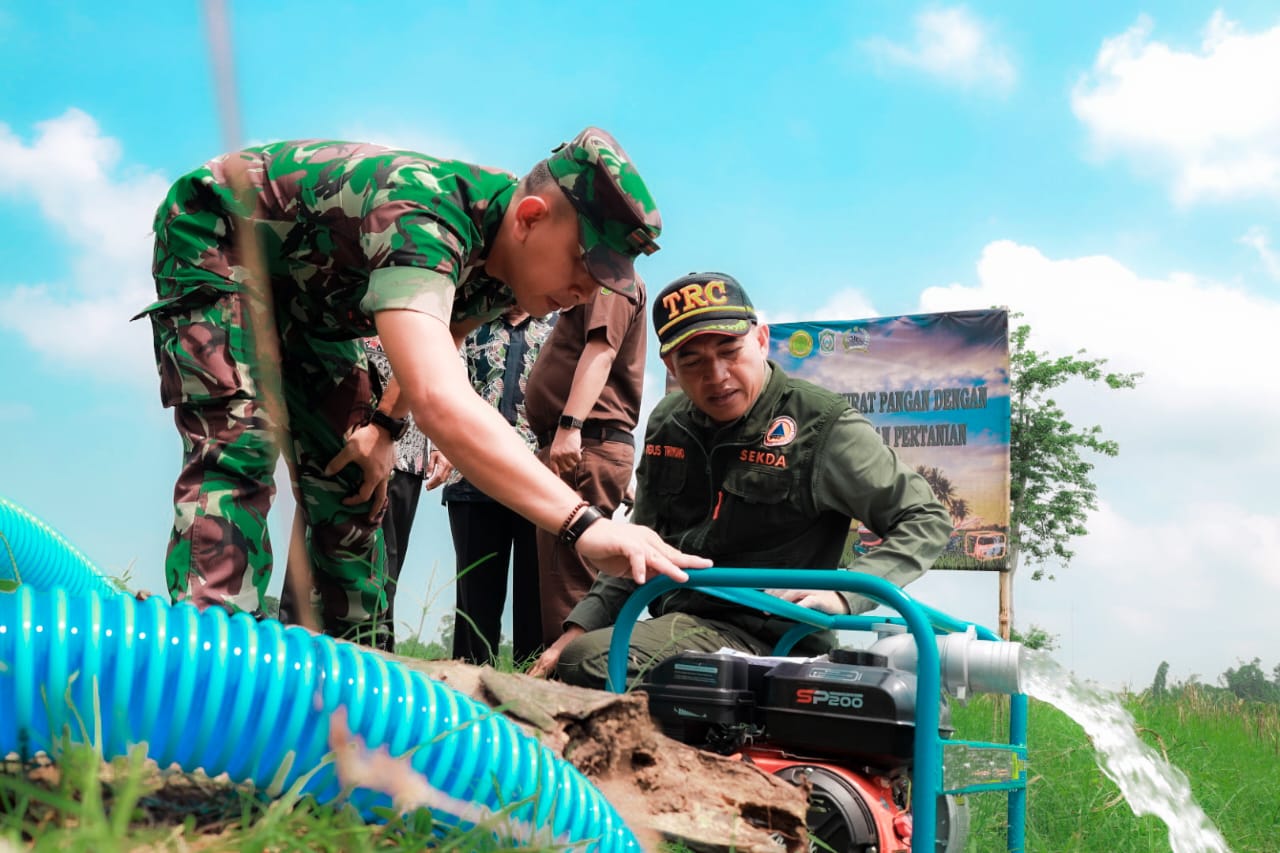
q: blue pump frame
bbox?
[605,568,1029,853]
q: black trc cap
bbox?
[652,272,757,357]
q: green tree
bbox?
[429,614,456,658]
[1150,660,1170,700]
[1220,658,1280,704]
[394,614,455,660]
[1002,317,1140,638]
[915,465,971,526]
[1008,623,1059,651]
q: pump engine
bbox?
[641,646,971,853]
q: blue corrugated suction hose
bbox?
[0,495,119,598]
[0,496,639,851]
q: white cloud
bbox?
[0,109,166,265]
[1039,498,1280,687]
[920,240,1280,418]
[1072,13,1280,203]
[863,6,1017,94]
[0,110,167,379]
[0,282,156,372]
[1239,226,1280,281]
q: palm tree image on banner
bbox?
[770,309,1011,572]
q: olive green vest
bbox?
[636,362,854,621]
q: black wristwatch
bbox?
[560,505,605,546]
[558,414,585,430]
[370,410,409,442]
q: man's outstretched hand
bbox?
[573,519,711,585]
[528,626,586,679]
[763,587,850,615]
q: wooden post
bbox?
[998,568,1013,641]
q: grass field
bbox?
[2,680,1276,851]
[951,690,1280,852]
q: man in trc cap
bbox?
[532,272,951,687]
[135,129,708,647]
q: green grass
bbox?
[951,691,1280,852]
[0,742,569,852]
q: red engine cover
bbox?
[743,750,912,853]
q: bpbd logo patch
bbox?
[763,416,797,447]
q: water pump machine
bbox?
[640,625,1026,853]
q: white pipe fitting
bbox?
[868,625,1024,699]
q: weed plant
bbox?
[0,739,573,852]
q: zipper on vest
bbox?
[673,417,758,550]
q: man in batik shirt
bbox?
[440,306,556,664]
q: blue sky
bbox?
[2,1,1277,689]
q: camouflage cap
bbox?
[653,272,757,357]
[546,127,661,302]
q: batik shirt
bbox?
[442,312,557,501]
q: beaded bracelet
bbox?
[557,500,590,541]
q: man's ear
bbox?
[512,195,552,240]
[755,323,771,351]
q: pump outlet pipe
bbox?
[0,495,640,851]
[869,623,1025,699]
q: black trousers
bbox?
[448,500,542,665]
[379,468,423,650]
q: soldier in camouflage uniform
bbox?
[137,128,709,646]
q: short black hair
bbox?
[522,159,553,192]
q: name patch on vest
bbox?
[646,443,686,459]
[740,449,787,468]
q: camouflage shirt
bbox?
[145,140,519,336]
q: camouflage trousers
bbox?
[143,278,389,646]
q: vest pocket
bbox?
[715,466,796,552]
[652,460,688,495]
[722,466,792,504]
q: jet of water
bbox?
[1021,650,1232,853]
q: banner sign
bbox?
[770,309,1011,571]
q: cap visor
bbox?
[658,319,752,357]
[583,243,639,302]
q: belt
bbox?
[536,423,634,449]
